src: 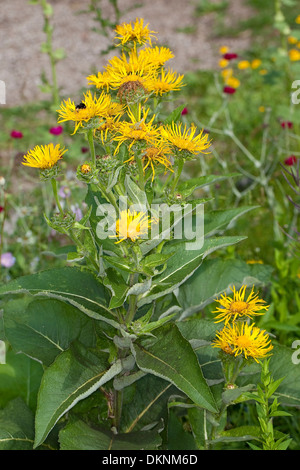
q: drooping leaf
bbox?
[131,323,218,413]
[138,236,247,307]
[3,298,96,366]
[34,342,122,448]
[59,419,162,450]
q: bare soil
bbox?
[1,0,254,107]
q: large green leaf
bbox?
[120,374,174,433]
[0,349,43,410]
[0,399,35,450]
[175,258,273,318]
[0,267,120,329]
[131,323,218,413]
[203,206,259,237]
[34,342,122,448]
[138,236,247,307]
[177,173,240,198]
[59,419,162,450]
[3,298,97,366]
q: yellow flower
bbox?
[212,322,273,363]
[139,46,174,68]
[219,59,229,68]
[86,71,113,93]
[295,14,300,24]
[288,36,298,44]
[114,18,157,47]
[221,68,233,79]
[147,68,184,95]
[126,140,173,181]
[112,104,160,153]
[160,122,211,156]
[111,209,152,243]
[237,60,250,70]
[57,91,113,134]
[225,76,240,88]
[258,106,265,113]
[289,48,300,61]
[251,59,262,69]
[259,69,268,75]
[219,46,229,54]
[22,143,67,169]
[247,259,263,264]
[213,285,269,325]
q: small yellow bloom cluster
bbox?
[287,16,300,62]
[218,46,264,92]
[22,18,211,185]
[212,285,273,363]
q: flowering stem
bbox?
[87,129,96,166]
[51,178,64,214]
[136,155,145,190]
[171,158,184,195]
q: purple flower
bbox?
[58,186,71,199]
[1,252,16,268]
[10,130,23,139]
[49,126,63,136]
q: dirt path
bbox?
[1,0,253,107]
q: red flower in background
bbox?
[223,86,236,94]
[181,107,188,115]
[10,130,23,139]
[280,121,293,129]
[49,125,63,136]
[223,53,238,60]
[284,155,297,166]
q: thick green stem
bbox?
[171,158,184,196]
[87,129,96,166]
[51,178,64,214]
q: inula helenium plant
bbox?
[0,15,298,452]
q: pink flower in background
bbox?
[81,146,89,153]
[58,186,71,199]
[181,107,188,115]
[1,252,16,268]
[280,121,293,129]
[223,86,236,94]
[284,155,297,166]
[49,125,63,136]
[0,206,4,213]
[223,53,238,60]
[10,130,23,139]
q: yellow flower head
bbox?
[160,122,211,156]
[138,46,174,69]
[237,60,250,70]
[213,285,269,325]
[295,14,300,24]
[219,46,229,54]
[125,140,173,182]
[111,209,152,243]
[114,18,157,47]
[212,322,273,363]
[288,36,298,44]
[22,143,67,169]
[148,68,184,96]
[225,76,240,88]
[251,59,262,69]
[57,91,112,134]
[219,59,229,68]
[113,105,160,153]
[289,48,300,61]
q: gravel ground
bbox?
[1,0,254,107]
